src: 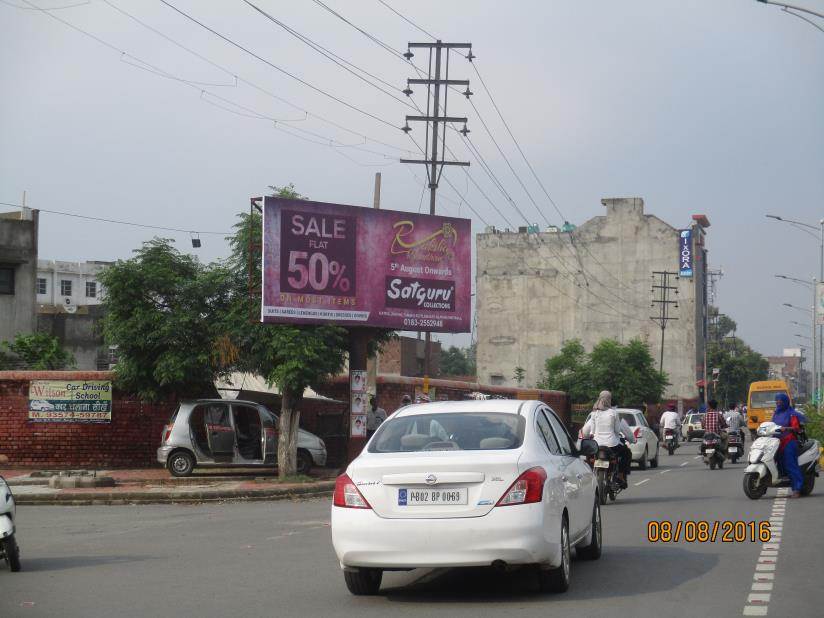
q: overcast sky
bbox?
[1,0,823,356]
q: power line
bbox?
[157,0,401,131]
[0,202,231,235]
[377,0,437,40]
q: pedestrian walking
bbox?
[366,395,387,438]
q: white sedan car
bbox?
[616,409,660,470]
[331,399,602,596]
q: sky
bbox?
[1,0,823,356]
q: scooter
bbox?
[743,422,820,500]
[664,428,678,456]
[0,475,21,572]
[727,430,744,464]
[702,432,726,470]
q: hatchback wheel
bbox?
[637,447,648,470]
[343,568,382,595]
[577,501,602,560]
[168,451,195,477]
[539,517,571,593]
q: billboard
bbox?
[262,197,471,332]
[28,380,112,423]
[679,229,693,277]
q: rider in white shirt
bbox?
[659,404,681,445]
[582,390,636,488]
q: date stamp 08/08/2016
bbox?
[646,520,772,543]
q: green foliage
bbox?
[513,366,526,386]
[801,404,824,444]
[539,338,668,405]
[98,238,232,401]
[707,339,768,408]
[440,345,475,376]
[0,332,75,370]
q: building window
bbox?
[0,266,14,295]
[37,277,47,295]
[61,280,72,297]
[489,374,504,386]
[86,281,97,298]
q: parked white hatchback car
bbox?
[616,409,659,470]
[331,400,602,596]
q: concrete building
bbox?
[476,197,709,400]
[35,260,113,370]
[768,348,807,400]
[378,335,442,377]
[0,208,38,343]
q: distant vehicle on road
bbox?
[616,409,659,470]
[29,400,54,412]
[157,399,327,477]
[332,399,602,596]
[747,380,791,438]
[682,413,705,442]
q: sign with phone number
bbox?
[28,380,112,423]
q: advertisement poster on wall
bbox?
[28,380,112,422]
[261,197,472,333]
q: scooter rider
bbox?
[772,393,806,498]
[703,400,728,451]
[725,403,745,442]
[582,390,636,488]
[659,403,681,446]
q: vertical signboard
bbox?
[261,197,472,332]
[816,282,824,325]
[679,229,693,277]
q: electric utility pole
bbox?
[400,40,472,381]
[651,271,680,374]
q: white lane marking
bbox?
[742,490,790,616]
[634,478,650,486]
[694,455,701,459]
[659,469,671,474]
[680,462,689,467]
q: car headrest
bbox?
[479,437,513,449]
[400,434,430,450]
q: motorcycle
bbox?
[0,475,21,572]
[664,428,678,456]
[727,430,744,464]
[743,422,820,500]
[702,432,726,470]
[590,444,624,505]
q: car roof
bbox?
[180,399,264,407]
[390,399,533,418]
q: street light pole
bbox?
[756,0,824,20]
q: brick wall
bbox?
[0,371,176,468]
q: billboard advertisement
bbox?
[262,197,471,332]
[28,380,112,423]
[679,229,693,277]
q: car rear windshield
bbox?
[619,412,639,427]
[368,412,526,453]
[750,390,788,409]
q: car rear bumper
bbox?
[331,502,562,569]
[156,445,173,465]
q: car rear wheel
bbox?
[577,500,602,560]
[167,451,195,477]
[650,445,659,468]
[539,518,571,593]
[343,568,382,595]
[637,447,648,470]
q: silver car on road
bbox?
[157,399,327,477]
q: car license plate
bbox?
[593,460,610,469]
[398,487,467,506]
[705,449,715,455]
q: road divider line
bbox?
[742,488,790,616]
[634,479,650,486]
[680,462,689,467]
[659,469,670,474]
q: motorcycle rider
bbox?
[772,393,806,498]
[659,403,681,447]
[725,403,745,443]
[582,390,636,488]
[703,399,728,452]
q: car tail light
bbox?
[163,425,173,443]
[496,467,547,507]
[633,427,641,439]
[333,473,372,509]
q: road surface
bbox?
[2,447,821,617]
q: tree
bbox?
[0,332,75,370]
[513,366,526,386]
[223,184,351,478]
[707,339,768,407]
[539,338,668,405]
[440,345,473,376]
[98,238,232,401]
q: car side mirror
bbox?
[578,438,598,457]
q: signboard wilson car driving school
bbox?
[261,197,471,332]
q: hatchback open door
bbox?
[203,403,235,460]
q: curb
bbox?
[14,481,335,506]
